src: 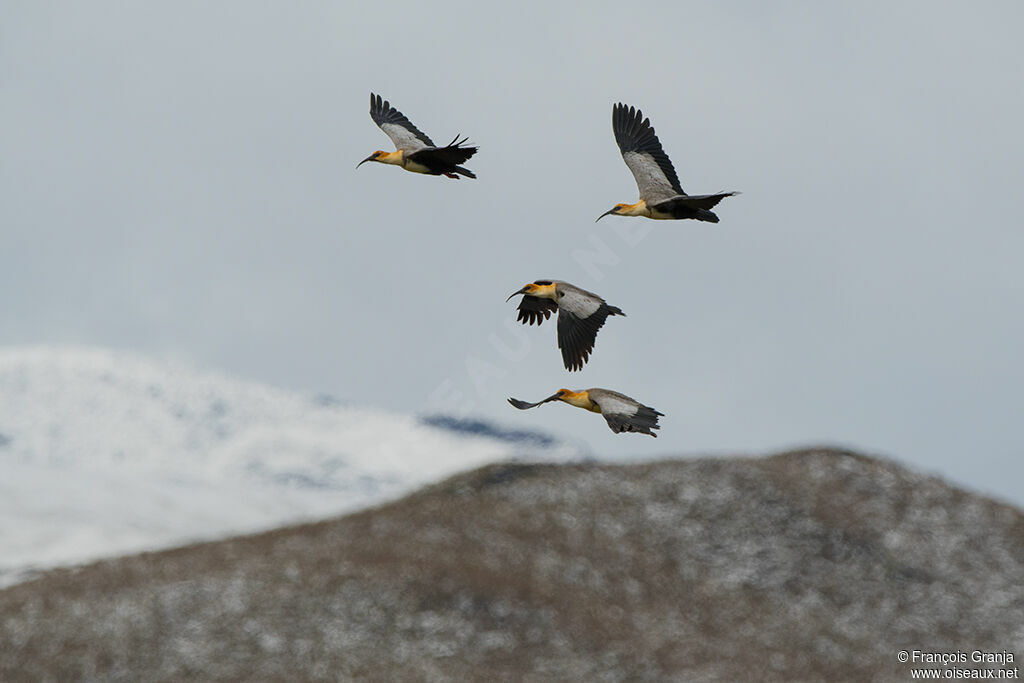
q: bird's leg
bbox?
[444,172,460,179]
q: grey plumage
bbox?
[370,93,435,151]
[364,93,478,178]
[508,280,624,371]
[613,102,684,203]
[588,388,663,437]
[507,387,663,437]
[610,102,738,221]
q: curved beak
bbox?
[595,208,617,222]
[356,155,375,169]
[508,393,562,410]
[506,286,529,302]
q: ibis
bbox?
[507,280,624,371]
[598,102,737,222]
[509,388,663,437]
[358,93,477,179]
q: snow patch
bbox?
[0,346,580,586]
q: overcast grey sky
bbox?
[3,2,1023,503]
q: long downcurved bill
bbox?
[508,394,560,410]
[595,208,617,222]
[356,155,376,169]
[506,287,529,302]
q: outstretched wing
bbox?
[602,406,663,436]
[407,136,478,167]
[590,389,663,437]
[654,192,737,211]
[508,394,560,410]
[515,295,558,326]
[556,288,624,372]
[370,93,435,152]
[612,103,684,203]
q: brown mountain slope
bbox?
[2,449,1023,681]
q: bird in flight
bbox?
[598,103,737,222]
[509,388,663,437]
[358,93,477,179]
[507,280,624,371]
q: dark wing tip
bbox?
[611,102,684,195]
[612,102,657,157]
[558,305,619,371]
[367,95,435,147]
[516,296,557,327]
[602,401,663,436]
[558,312,592,369]
[508,398,534,410]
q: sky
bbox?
[3,2,1023,503]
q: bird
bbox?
[507,280,624,371]
[597,102,738,222]
[357,93,478,179]
[508,388,663,437]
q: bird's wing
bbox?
[652,192,738,211]
[508,394,560,410]
[590,389,663,436]
[515,295,558,326]
[613,103,685,203]
[370,93,435,152]
[407,136,478,166]
[556,287,623,372]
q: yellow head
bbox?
[507,280,557,301]
[554,388,595,410]
[596,200,647,221]
[357,150,402,168]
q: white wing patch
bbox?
[623,151,679,204]
[380,122,431,153]
[591,392,638,417]
[558,289,602,318]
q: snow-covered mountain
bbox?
[0,346,581,586]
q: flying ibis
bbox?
[358,93,477,179]
[598,102,737,222]
[509,388,663,437]
[507,280,624,371]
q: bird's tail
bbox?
[694,209,720,223]
[453,165,476,179]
